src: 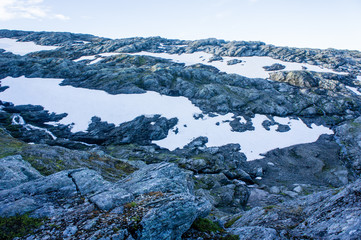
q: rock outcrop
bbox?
[229,179,361,239]
[0,156,211,239]
[1,29,361,240]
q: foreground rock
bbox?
[229,179,361,239]
[0,156,211,239]
[0,155,42,190]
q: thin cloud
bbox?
[0,0,69,21]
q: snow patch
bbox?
[346,86,361,96]
[73,52,123,64]
[11,114,57,140]
[0,76,333,160]
[74,55,97,62]
[0,38,58,56]
[130,51,344,79]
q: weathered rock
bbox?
[0,155,42,190]
[0,170,77,217]
[72,115,178,145]
[0,159,212,239]
[231,179,361,239]
[231,226,279,240]
[140,194,211,240]
[227,59,242,65]
[335,116,361,174]
[208,55,223,62]
[194,173,250,212]
[269,71,319,88]
[248,135,350,191]
[263,63,286,71]
[230,117,255,132]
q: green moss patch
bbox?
[0,214,43,240]
[191,218,222,233]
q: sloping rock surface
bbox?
[0,156,211,240]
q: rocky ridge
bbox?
[0,30,361,239]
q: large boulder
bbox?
[269,71,319,88]
[0,155,42,190]
[263,63,285,71]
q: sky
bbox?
[0,0,360,51]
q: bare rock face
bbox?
[269,71,319,88]
[0,155,42,190]
[335,116,361,174]
[0,157,211,239]
[263,63,286,71]
[230,179,361,239]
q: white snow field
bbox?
[0,76,333,160]
[130,51,344,79]
[346,86,361,96]
[0,38,58,56]
[73,51,345,79]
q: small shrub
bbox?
[0,214,43,240]
[224,215,242,228]
[191,218,222,233]
[263,205,276,210]
[125,201,137,208]
[130,216,140,222]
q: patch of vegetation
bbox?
[0,129,25,159]
[224,215,242,228]
[350,120,361,128]
[263,205,278,214]
[191,154,209,160]
[263,205,277,210]
[0,214,43,240]
[125,201,137,208]
[130,216,140,222]
[191,218,223,233]
[332,188,343,195]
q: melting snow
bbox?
[73,52,123,64]
[0,38,58,56]
[0,76,333,160]
[130,51,344,79]
[11,114,57,140]
[74,55,97,62]
[346,86,361,96]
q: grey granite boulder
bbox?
[140,194,211,240]
[269,71,319,88]
[0,155,42,190]
[0,170,77,217]
[263,63,286,71]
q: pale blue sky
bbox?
[0,0,360,50]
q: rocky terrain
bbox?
[0,29,361,239]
